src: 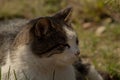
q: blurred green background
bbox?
[0,0,120,79]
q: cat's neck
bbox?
[9,45,55,69]
[2,45,76,80]
[8,45,75,71]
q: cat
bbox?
[0,7,103,80]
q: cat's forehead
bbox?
[63,25,76,40]
[49,20,76,41]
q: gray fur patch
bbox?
[0,19,28,65]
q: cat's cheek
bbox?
[52,53,77,66]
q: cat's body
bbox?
[0,7,104,80]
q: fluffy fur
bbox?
[2,45,76,80]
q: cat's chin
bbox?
[52,54,78,67]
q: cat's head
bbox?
[12,7,80,66]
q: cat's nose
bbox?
[75,51,80,56]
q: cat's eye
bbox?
[52,44,70,51]
[76,37,79,45]
[64,44,70,48]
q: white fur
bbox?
[2,45,76,80]
[63,26,80,55]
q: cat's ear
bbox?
[53,7,73,24]
[34,18,50,37]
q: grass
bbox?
[0,0,65,19]
[74,23,120,79]
[0,67,1,80]
[13,70,18,80]
[0,0,120,79]
[0,68,31,80]
[22,71,30,80]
